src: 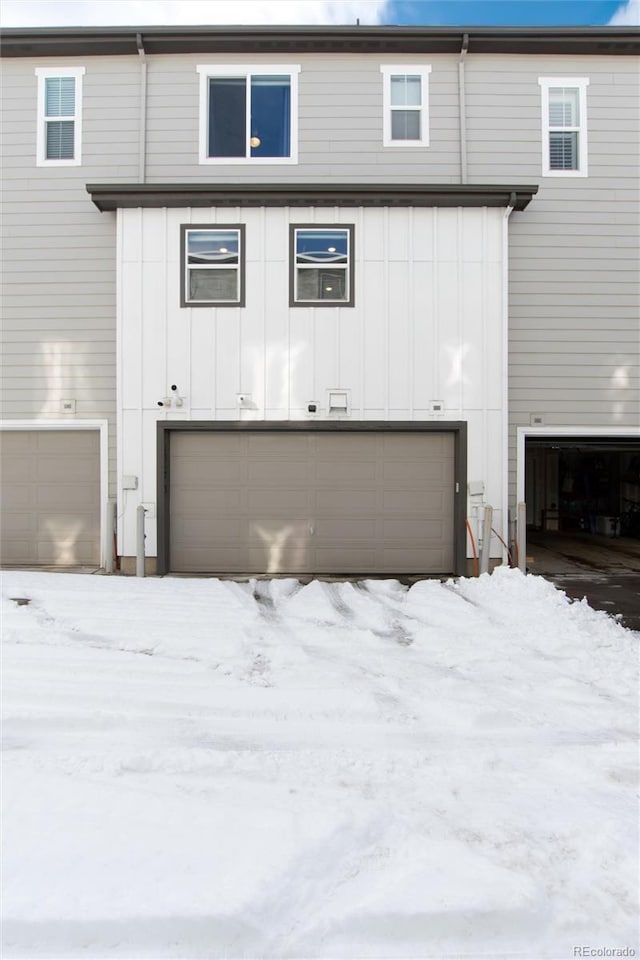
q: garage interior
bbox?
[525,436,640,572]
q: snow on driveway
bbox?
[1,568,637,959]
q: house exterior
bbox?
[1,25,638,576]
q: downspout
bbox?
[458,33,469,184]
[137,33,147,183]
[502,192,516,564]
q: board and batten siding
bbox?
[117,204,507,559]
[0,56,141,495]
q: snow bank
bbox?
[2,568,637,958]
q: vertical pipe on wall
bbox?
[502,197,515,564]
[105,500,116,573]
[136,504,146,577]
[517,501,527,573]
[479,504,493,574]
[136,33,147,183]
[458,34,469,184]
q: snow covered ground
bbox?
[1,568,638,959]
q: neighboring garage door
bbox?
[169,430,455,575]
[0,430,100,566]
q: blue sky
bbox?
[2,0,638,27]
[385,1,637,25]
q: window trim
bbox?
[289,224,355,308]
[35,66,85,166]
[380,65,431,148]
[196,64,300,165]
[180,224,246,308]
[538,76,589,177]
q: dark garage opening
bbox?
[525,436,640,571]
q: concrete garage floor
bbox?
[526,531,640,633]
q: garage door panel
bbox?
[382,434,452,458]
[383,460,451,483]
[248,435,309,456]
[382,490,450,514]
[314,518,378,539]
[36,457,97,483]
[314,460,378,484]
[38,486,98,510]
[1,513,36,537]
[0,430,100,567]
[172,460,243,484]
[314,489,378,515]
[169,430,456,575]
[248,461,309,484]
[247,490,310,512]
[2,457,33,483]
[171,515,245,541]
[1,486,34,509]
[382,518,449,539]
[316,436,378,457]
[171,488,243,512]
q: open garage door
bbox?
[162,426,463,577]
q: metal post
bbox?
[136,504,146,578]
[517,501,527,573]
[479,504,493,575]
[105,500,116,574]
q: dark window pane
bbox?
[250,75,290,158]
[209,78,246,158]
[45,77,75,117]
[46,120,74,159]
[296,229,348,262]
[187,230,239,264]
[297,268,346,301]
[189,268,238,302]
[550,131,578,170]
[391,110,420,141]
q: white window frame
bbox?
[538,77,589,178]
[197,64,300,165]
[35,66,85,167]
[380,65,431,147]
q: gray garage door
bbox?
[0,430,101,566]
[169,431,455,575]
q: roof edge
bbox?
[2,25,639,57]
[86,182,538,212]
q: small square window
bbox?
[35,67,85,166]
[180,225,245,307]
[290,226,354,307]
[380,65,431,147]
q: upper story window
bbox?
[180,225,246,307]
[197,65,300,164]
[290,225,354,307]
[380,65,431,147]
[539,77,589,177]
[35,67,85,166]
